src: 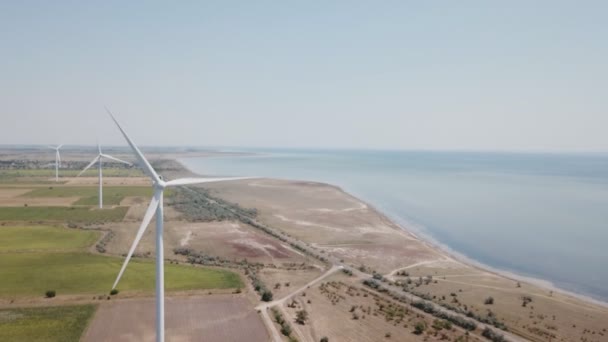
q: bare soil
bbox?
[402,262,608,342]
[202,178,440,273]
[82,295,269,342]
[281,273,481,342]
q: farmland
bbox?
[0,305,96,342]
[83,297,268,342]
[0,168,143,179]
[0,223,242,298]
[22,185,157,205]
[0,226,99,252]
[0,252,242,297]
[0,206,129,222]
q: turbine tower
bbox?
[106,109,251,342]
[77,143,132,209]
[48,145,63,182]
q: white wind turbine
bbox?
[106,109,252,342]
[48,145,63,182]
[77,144,132,209]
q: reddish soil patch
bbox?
[83,296,269,342]
[228,237,292,259]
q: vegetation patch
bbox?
[0,206,128,223]
[0,252,242,297]
[22,186,159,206]
[0,167,142,178]
[272,308,297,341]
[0,226,99,252]
[169,187,257,221]
[362,278,478,331]
[0,304,96,342]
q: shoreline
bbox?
[326,181,608,309]
[174,156,608,310]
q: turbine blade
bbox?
[77,156,100,177]
[105,107,160,183]
[98,142,102,154]
[57,144,64,150]
[101,154,132,165]
[112,190,161,289]
[164,177,253,187]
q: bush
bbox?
[484,296,494,305]
[320,337,329,342]
[261,290,273,302]
[45,290,56,298]
[482,327,506,342]
[296,310,309,325]
[413,322,426,335]
[110,289,119,295]
[280,324,292,336]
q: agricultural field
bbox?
[0,304,97,342]
[0,168,143,179]
[0,224,243,298]
[0,206,129,223]
[84,297,268,342]
[22,186,157,205]
[0,253,242,297]
[0,225,100,252]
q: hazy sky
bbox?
[1,1,607,151]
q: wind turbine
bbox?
[48,145,63,182]
[106,109,252,342]
[77,144,132,209]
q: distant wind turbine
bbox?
[48,145,63,182]
[106,109,252,342]
[77,143,132,209]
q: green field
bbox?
[0,168,143,179]
[22,185,156,206]
[0,206,128,223]
[0,304,96,342]
[0,226,100,252]
[0,222,242,297]
[0,253,242,296]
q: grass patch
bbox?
[0,252,243,297]
[0,207,128,223]
[0,304,96,342]
[22,186,163,206]
[0,226,99,252]
[0,168,143,178]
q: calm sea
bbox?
[181,149,608,302]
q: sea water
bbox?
[181,149,608,302]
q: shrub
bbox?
[320,337,329,342]
[45,290,56,298]
[484,296,494,305]
[296,310,309,324]
[280,324,292,336]
[413,322,426,335]
[482,327,506,342]
[110,289,119,295]
[261,290,273,302]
